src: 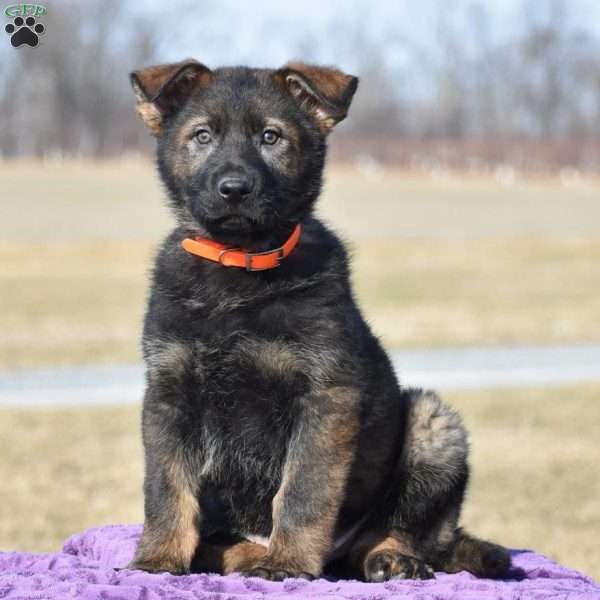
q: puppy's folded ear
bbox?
[129,59,213,135]
[277,62,358,133]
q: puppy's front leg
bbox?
[129,395,200,574]
[243,387,360,580]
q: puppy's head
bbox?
[130,59,358,245]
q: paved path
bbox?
[0,343,598,408]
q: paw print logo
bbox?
[5,16,45,48]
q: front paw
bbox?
[240,562,315,581]
[127,557,190,575]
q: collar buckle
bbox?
[245,247,285,271]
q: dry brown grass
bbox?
[0,403,142,552]
[0,384,598,579]
[453,384,600,581]
[2,159,599,369]
[1,236,599,369]
[1,160,597,580]
[319,166,600,239]
[2,159,600,241]
[0,241,150,369]
[353,237,600,348]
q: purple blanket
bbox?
[0,525,597,599]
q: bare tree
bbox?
[1,0,599,171]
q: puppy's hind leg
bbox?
[350,389,510,581]
[436,528,511,579]
[349,529,435,581]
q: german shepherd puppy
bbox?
[127,59,511,582]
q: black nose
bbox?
[218,177,253,200]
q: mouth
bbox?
[211,215,254,232]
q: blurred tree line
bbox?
[1,0,599,171]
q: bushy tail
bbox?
[438,528,511,579]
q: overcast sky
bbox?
[149,0,600,71]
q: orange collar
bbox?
[181,224,302,271]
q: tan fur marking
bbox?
[353,532,416,566]
[195,541,268,574]
[132,455,199,572]
[405,391,468,469]
[135,103,162,136]
[320,116,337,132]
[260,387,360,575]
[265,523,334,575]
[172,147,192,180]
[164,458,200,565]
[236,337,348,388]
[145,338,192,382]
[172,118,218,180]
[242,339,299,380]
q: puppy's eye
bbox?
[195,129,212,144]
[262,129,280,145]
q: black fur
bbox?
[127,60,511,581]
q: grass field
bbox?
[1,237,600,369]
[0,384,598,580]
[1,160,598,581]
[1,159,600,369]
[2,160,600,242]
